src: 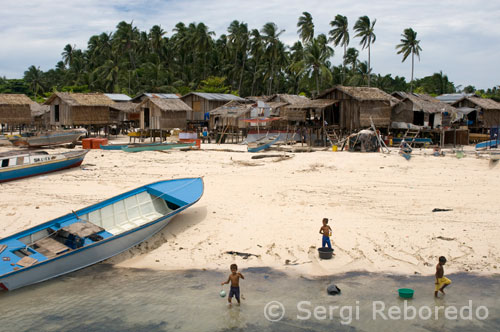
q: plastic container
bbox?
[179,138,201,149]
[332,145,338,152]
[318,247,334,259]
[92,138,108,149]
[82,138,94,150]
[398,288,414,299]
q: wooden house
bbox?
[136,97,191,130]
[44,93,117,126]
[0,94,33,126]
[391,92,456,129]
[181,92,246,123]
[31,103,50,129]
[209,100,252,130]
[451,96,500,132]
[316,86,399,132]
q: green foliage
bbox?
[0,79,30,94]
[60,85,90,93]
[413,71,455,95]
[197,76,231,93]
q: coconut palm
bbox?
[24,65,45,100]
[353,16,376,86]
[297,12,314,44]
[329,15,349,84]
[261,22,285,95]
[396,28,422,92]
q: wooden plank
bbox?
[17,256,38,267]
[35,237,69,256]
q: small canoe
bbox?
[475,139,499,150]
[121,142,195,152]
[100,142,163,150]
[8,129,87,147]
[247,136,280,153]
[0,150,88,183]
[0,178,203,291]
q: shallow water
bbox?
[0,265,498,332]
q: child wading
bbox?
[221,264,244,306]
[319,218,332,249]
[435,256,451,297]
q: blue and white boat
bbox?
[475,139,499,150]
[247,135,280,153]
[0,150,88,183]
[0,178,203,291]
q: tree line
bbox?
[0,12,498,101]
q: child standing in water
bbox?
[435,256,451,297]
[319,218,333,249]
[221,264,244,306]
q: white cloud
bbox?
[0,0,499,89]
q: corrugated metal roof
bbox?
[104,93,132,102]
[185,92,246,101]
[436,93,473,104]
[143,93,179,99]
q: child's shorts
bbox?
[435,277,451,291]
[229,286,240,300]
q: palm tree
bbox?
[329,14,349,84]
[353,16,376,86]
[24,65,45,100]
[261,22,285,95]
[61,44,76,68]
[396,28,422,92]
[344,47,359,72]
[297,12,314,44]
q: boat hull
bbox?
[121,143,194,152]
[475,139,499,150]
[9,130,87,147]
[0,214,173,290]
[247,136,280,152]
[0,151,88,183]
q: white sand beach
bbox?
[0,142,499,277]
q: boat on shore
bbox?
[0,177,204,291]
[0,150,88,183]
[100,142,162,150]
[121,142,195,152]
[247,135,280,153]
[8,128,87,147]
[475,139,499,150]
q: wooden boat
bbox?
[475,139,499,150]
[121,142,195,152]
[0,178,203,291]
[100,142,162,151]
[8,128,87,147]
[0,150,88,183]
[247,135,280,153]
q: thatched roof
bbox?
[317,86,399,104]
[266,94,310,105]
[286,99,337,109]
[210,100,252,118]
[30,103,50,117]
[454,96,500,110]
[392,92,456,113]
[109,102,139,113]
[44,92,115,106]
[0,94,34,105]
[145,97,192,112]
[245,96,270,102]
[265,101,288,109]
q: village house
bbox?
[0,94,34,131]
[451,96,500,133]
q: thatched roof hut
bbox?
[109,102,139,122]
[0,94,34,125]
[44,92,117,126]
[391,92,456,129]
[451,96,500,129]
[131,93,180,103]
[31,103,50,128]
[181,92,247,122]
[316,86,399,131]
[209,100,253,129]
[137,97,191,129]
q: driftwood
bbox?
[225,251,260,259]
[432,208,453,212]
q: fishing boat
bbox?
[121,142,195,152]
[100,142,162,150]
[0,177,203,291]
[247,135,280,153]
[0,150,88,183]
[475,139,499,150]
[8,128,87,147]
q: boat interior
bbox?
[0,190,180,276]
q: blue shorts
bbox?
[322,235,332,249]
[229,286,240,301]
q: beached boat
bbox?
[0,150,88,183]
[8,128,87,147]
[0,177,203,291]
[121,142,195,152]
[475,139,499,150]
[100,142,162,150]
[247,135,280,153]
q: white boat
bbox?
[0,178,203,291]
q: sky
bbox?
[1,0,499,90]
